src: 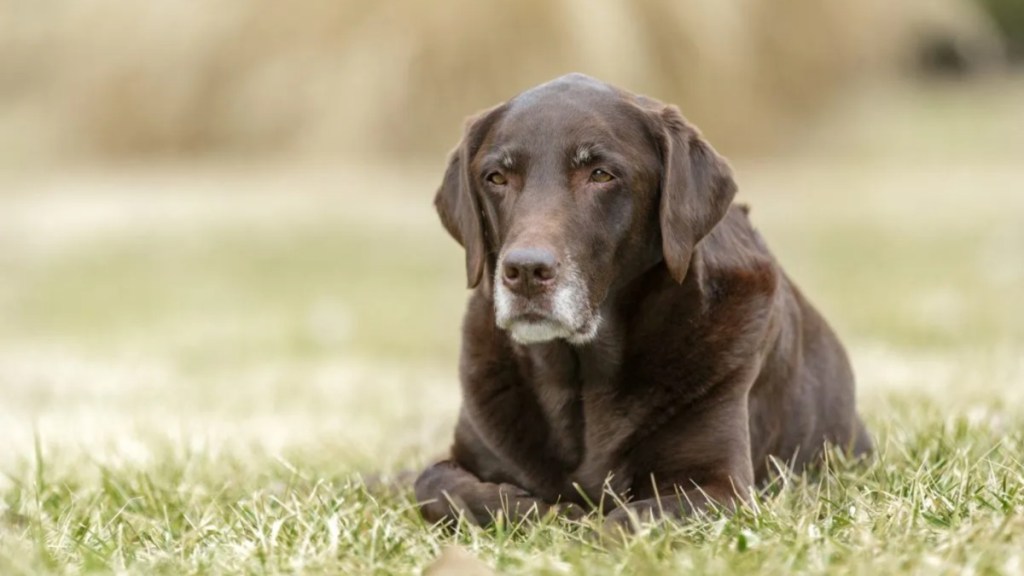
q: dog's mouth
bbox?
[497,303,602,346]
[514,312,549,324]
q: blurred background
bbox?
[1,0,1022,470]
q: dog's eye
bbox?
[486,172,508,186]
[590,169,614,183]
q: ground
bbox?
[1,77,1022,574]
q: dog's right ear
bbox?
[434,105,505,289]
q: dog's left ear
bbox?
[653,105,738,284]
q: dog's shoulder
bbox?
[698,204,779,301]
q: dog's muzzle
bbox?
[493,254,601,345]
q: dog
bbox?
[414,73,872,530]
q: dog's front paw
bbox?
[601,502,664,539]
[551,501,587,522]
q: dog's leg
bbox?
[601,483,744,534]
[414,460,581,526]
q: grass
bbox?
[2,409,1022,574]
[1,77,1023,574]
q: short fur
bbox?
[416,74,871,529]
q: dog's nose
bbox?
[502,247,559,293]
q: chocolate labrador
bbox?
[415,73,872,529]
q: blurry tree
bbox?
[0,0,1003,165]
[977,0,1024,59]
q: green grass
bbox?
[3,408,1022,574]
[1,77,1023,574]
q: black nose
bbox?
[502,247,559,293]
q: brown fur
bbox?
[416,74,871,529]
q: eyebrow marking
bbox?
[500,150,515,170]
[570,144,596,168]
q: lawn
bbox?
[1,78,1022,574]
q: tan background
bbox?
[0,0,1005,163]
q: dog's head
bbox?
[435,73,737,345]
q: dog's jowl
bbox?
[415,74,872,529]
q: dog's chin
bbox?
[501,314,602,346]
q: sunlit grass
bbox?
[2,404,1021,574]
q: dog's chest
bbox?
[527,347,635,498]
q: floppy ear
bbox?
[434,106,503,288]
[656,106,738,284]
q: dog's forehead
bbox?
[508,77,624,124]
[490,77,642,153]
[514,73,619,104]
